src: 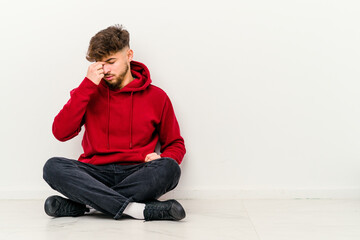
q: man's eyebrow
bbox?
[105,58,116,62]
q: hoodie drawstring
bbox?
[107,87,110,149]
[129,91,134,149]
[106,89,134,150]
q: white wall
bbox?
[0,0,359,199]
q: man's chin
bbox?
[105,80,122,90]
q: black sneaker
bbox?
[44,195,89,217]
[144,199,186,221]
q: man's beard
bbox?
[105,64,129,90]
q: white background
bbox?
[0,0,359,199]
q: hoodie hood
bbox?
[100,60,152,92]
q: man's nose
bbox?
[103,65,111,73]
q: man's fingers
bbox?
[86,62,106,85]
[146,153,155,158]
[145,152,161,162]
[149,155,160,160]
[145,154,155,162]
[90,62,104,70]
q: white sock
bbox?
[86,205,100,214]
[123,202,145,220]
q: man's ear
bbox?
[128,49,134,61]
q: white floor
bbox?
[1,199,360,240]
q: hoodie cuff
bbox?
[81,77,98,90]
[72,77,99,97]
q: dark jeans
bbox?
[43,157,181,219]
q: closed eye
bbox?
[105,57,117,64]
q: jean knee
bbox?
[43,157,66,183]
[156,158,181,188]
[164,158,181,176]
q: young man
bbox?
[43,25,186,221]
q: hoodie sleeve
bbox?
[158,95,186,164]
[52,77,98,141]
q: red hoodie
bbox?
[52,61,186,165]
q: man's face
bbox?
[99,48,133,89]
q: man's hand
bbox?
[145,152,161,162]
[86,62,105,85]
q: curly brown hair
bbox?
[86,24,130,62]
